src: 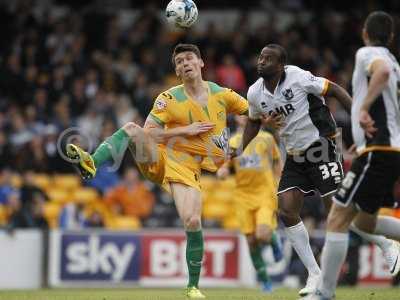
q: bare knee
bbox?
[185,215,201,231]
[278,190,303,227]
[327,203,357,233]
[256,226,273,244]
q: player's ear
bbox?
[362,27,369,44]
[199,58,204,68]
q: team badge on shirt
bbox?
[155,98,167,111]
[282,88,294,100]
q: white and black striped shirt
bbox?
[248,65,336,153]
[352,46,400,153]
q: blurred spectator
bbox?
[104,167,155,219]
[216,54,247,94]
[59,202,86,229]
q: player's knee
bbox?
[326,205,353,232]
[185,216,201,230]
[122,122,138,137]
[246,234,257,249]
[278,207,300,225]
[256,229,273,244]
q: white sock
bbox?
[319,232,349,298]
[375,216,400,240]
[350,223,392,250]
[284,221,321,276]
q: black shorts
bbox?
[333,151,400,214]
[278,138,344,197]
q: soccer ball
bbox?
[165,0,198,28]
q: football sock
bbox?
[319,232,349,298]
[186,230,204,288]
[375,216,400,240]
[92,128,129,168]
[284,221,321,276]
[350,223,392,250]
[250,243,270,282]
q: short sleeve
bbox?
[223,88,249,115]
[247,88,262,120]
[299,70,329,96]
[148,92,172,126]
[356,48,386,75]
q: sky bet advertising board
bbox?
[48,230,242,287]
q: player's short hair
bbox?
[172,43,202,66]
[365,11,394,46]
[265,44,288,65]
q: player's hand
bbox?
[184,122,215,136]
[262,113,285,129]
[216,166,230,179]
[359,109,377,138]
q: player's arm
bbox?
[362,59,391,111]
[216,160,232,180]
[358,59,390,137]
[324,81,352,114]
[144,116,214,144]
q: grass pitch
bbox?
[0,287,396,300]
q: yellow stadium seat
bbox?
[202,203,230,220]
[53,174,81,191]
[73,187,99,204]
[43,202,62,228]
[32,174,51,190]
[46,188,71,204]
[10,174,22,188]
[0,205,8,226]
[107,216,141,230]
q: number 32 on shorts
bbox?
[319,162,341,180]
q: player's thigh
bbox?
[335,151,400,215]
[327,202,358,232]
[278,188,304,215]
[353,211,378,234]
[170,182,202,221]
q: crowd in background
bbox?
[0,1,399,233]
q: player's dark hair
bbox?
[265,44,288,65]
[172,43,202,66]
[365,11,394,46]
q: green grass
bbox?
[0,287,396,300]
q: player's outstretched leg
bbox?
[171,183,205,299]
[66,122,153,179]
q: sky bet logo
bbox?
[60,233,140,281]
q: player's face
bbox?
[174,51,204,80]
[257,47,283,79]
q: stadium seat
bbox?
[10,174,22,188]
[43,202,62,228]
[46,188,71,204]
[32,174,51,190]
[53,174,81,191]
[107,216,141,230]
[73,187,99,204]
[0,205,8,226]
[202,202,230,219]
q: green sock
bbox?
[92,128,130,167]
[186,230,204,288]
[250,244,269,282]
[270,232,280,250]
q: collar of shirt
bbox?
[262,70,287,97]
